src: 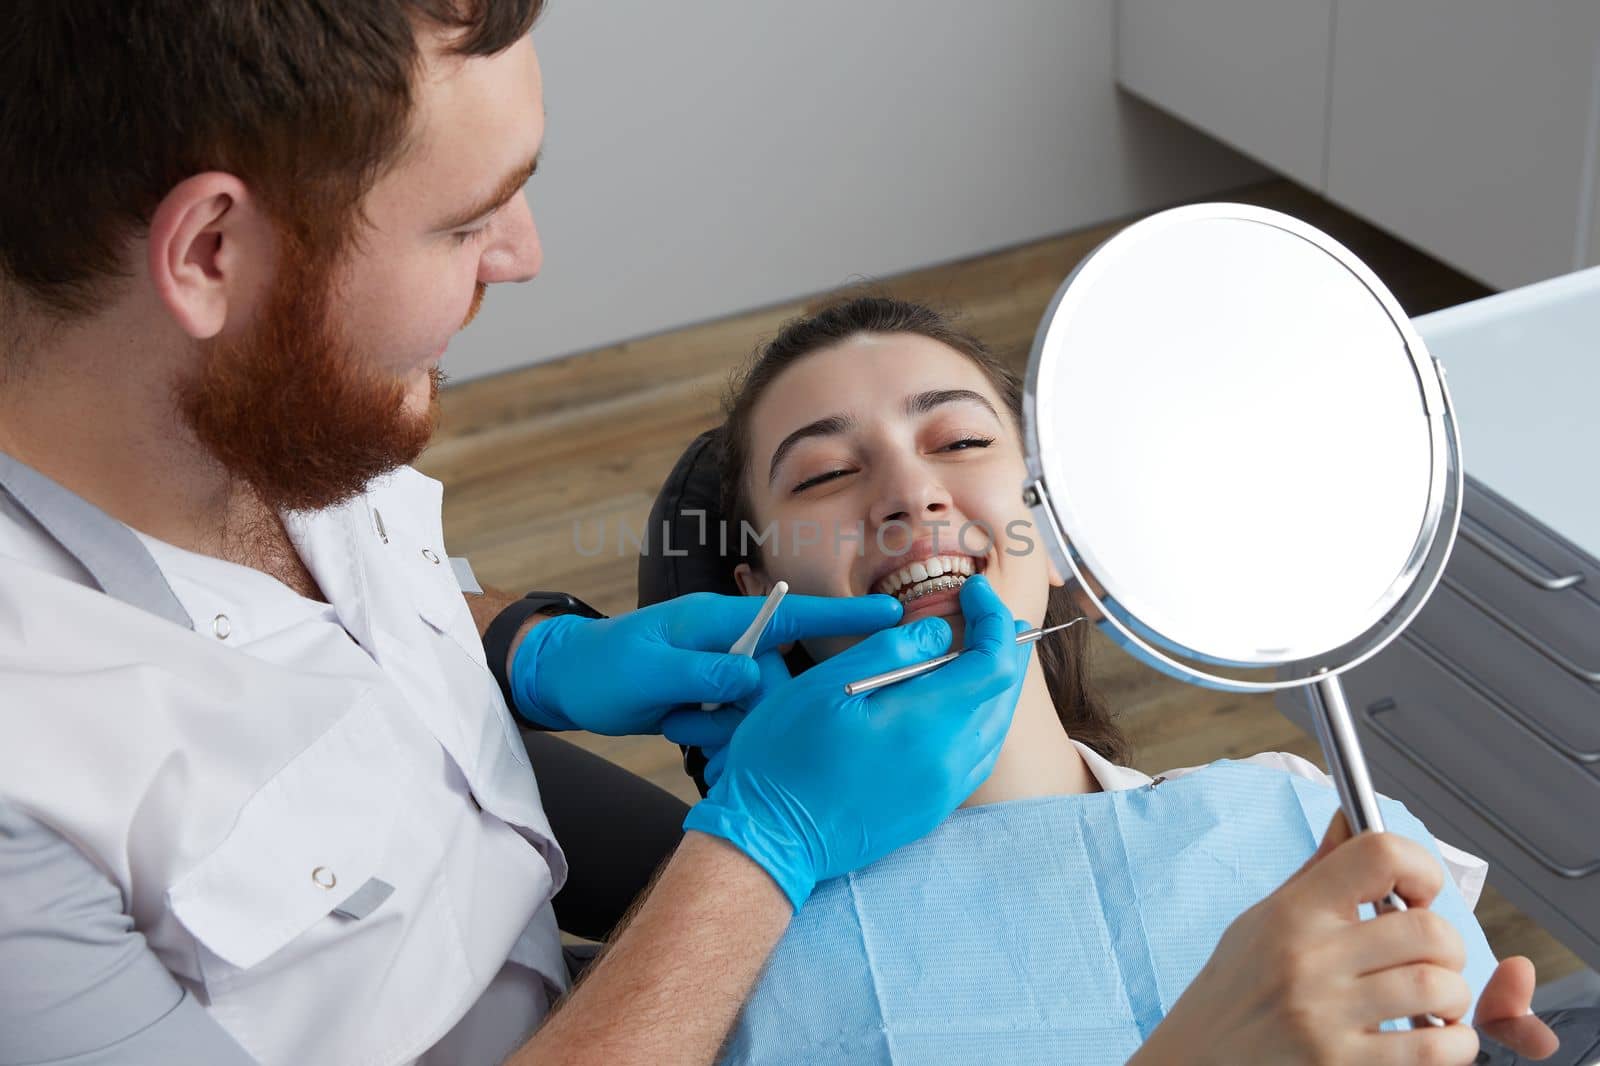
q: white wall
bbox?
[448,0,1267,382]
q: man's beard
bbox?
[176,242,444,515]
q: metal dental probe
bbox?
[843,617,1087,697]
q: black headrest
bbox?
[638,427,734,797]
[636,427,737,609]
[640,426,825,794]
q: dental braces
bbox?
[898,574,969,602]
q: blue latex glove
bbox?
[659,649,792,791]
[683,575,1032,911]
[507,591,902,735]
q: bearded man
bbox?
[0,4,1029,1063]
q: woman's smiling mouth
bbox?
[871,552,985,607]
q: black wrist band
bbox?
[484,591,605,726]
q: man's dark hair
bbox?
[1,1,544,322]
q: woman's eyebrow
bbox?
[765,392,999,486]
[767,413,858,485]
[905,388,1001,420]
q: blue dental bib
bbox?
[721,760,1494,1065]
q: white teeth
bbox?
[872,555,985,597]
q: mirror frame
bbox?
[1020,203,1464,692]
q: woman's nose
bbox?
[868,464,953,529]
[478,190,542,284]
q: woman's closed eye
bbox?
[792,466,855,494]
[789,437,996,494]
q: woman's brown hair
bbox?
[719,295,1131,766]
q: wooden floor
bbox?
[417,178,1584,984]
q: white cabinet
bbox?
[1117,0,1333,189]
[1117,0,1600,290]
[1326,1,1600,290]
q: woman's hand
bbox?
[1474,955,1559,1060]
[1131,811,1484,1066]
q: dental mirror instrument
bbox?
[843,618,1086,697]
[702,580,788,711]
[1014,203,1464,1028]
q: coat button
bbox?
[311,866,337,890]
[212,614,232,640]
[421,548,440,564]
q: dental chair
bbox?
[636,426,813,797]
[636,428,726,795]
[524,728,686,945]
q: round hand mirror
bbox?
[1021,202,1463,926]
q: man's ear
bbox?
[146,172,274,340]
[733,562,772,597]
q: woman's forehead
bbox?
[754,333,1001,437]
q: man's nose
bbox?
[479,190,541,284]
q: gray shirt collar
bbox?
[0,450,193,630]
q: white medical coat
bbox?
[0,462,568,1065]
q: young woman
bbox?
[698,295,1540,1064]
